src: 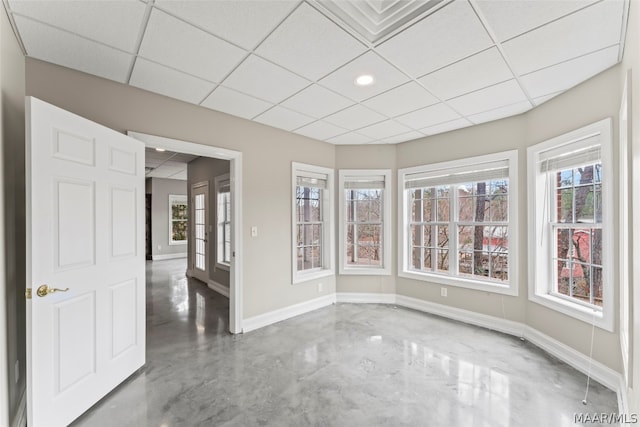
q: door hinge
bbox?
[25,288,32,300]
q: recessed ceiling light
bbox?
[355,74,375,86]
[155,148,166,152]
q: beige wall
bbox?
[1,3,25,425]
[187,156,230,287]
[149,177,188,258]
[25,58,336,319]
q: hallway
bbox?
[72,259,617,426]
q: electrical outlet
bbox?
[251,226,258,237]
[318,283,323,293]
[157,245,161,250]
[441,287,447,297]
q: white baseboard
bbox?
[152,253,187,261]
[207,280,229,298]
[11,391,26,427]
[336,292,395,304]
[243,294,336,333]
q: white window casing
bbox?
[215,174,231,271]
[338,169,392,275]
[527,118,613,332]
[398,150,518,295]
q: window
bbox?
[292,162,334,284]
[338,170,391,275]
[399,150,518,295]
[528,118,613,331]
[215,174,231,270]
[169,195,188,245]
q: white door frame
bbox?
[128,132,243,334]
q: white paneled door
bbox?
[26,97,145,427]
[191,182,209,283]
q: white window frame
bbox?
[338,169,391,275]
[398,150,518,295]
[215,173,231,271]
[292,162,335,284]
[169,194,188,245]
[527,118,613,331]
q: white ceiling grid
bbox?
[7,0,628,145]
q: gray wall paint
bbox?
[149,177,188,258]
[1,4,26,425]
[187,157,230,288]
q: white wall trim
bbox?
[151,253,187,261]
[207,280,229,298]
[336,292,396,304]
[243,294,336,333]
[617,376,630,418]
[11,391,26,427]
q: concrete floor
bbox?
[72,259,617,426]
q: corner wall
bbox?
[0,4,25,425]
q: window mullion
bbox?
[450,184,457,275]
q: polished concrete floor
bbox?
[73,259,617,426]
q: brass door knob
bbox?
[36,284,69,298]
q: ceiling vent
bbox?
[314,0,449,44]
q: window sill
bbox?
[292,269,334,285]
[215,262,230,272]
[339,266,390,276]
[399,270,517,296]
[529,293,612,332]
[169,241,187,246]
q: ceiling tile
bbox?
[14,16,132,83]
[447,80,528,116]
[395,103,460,130]
[467,100,532,125]
[356,120,412,139]
[294,121,348,141]
[380,130,425,144]
[130,59,215,104]
[254,106,315,131]
[255,3,366,81]
[201,86,273,120]
[327,132,374,145]
[155,0,298,50]
[324,104,386,130]
[520,46,619,99]
[139,8,247,82]
[281,84,354,119]
[377,0,493,77]
[474,0,598,42]
[8,0,146,52]
[362,81,439,117]
[319,51,410,101]
[169,171,187,181]
[420,118,473,136]
[533,91,562,106]
[502,0,624,75]
[419,47,514,100]
[223,55,310,103]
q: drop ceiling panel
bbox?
[356,119,412,139]
[447,79,528,117]
[15,16,132,83]
[474,0,598,42]
[319,51,410,101]
[502,0,624,75]
[395,103,460,130]
[520,46,619,99]
[324,104,386,130]
[420,117,473,136]
[419,47,514,100]
[254,106,315,131]
[256,3,366,81]
[201,86,273,120]
[171,153,199,163]
[377,0,494,78]
[294,121,349,140]
[8,0,146,52]
[130,59,216,104]
[139,8,247,83]
[467,100,532,125]
[223,55,310,103]
[155,0,299,50]
[381,130,425,144]
[281,84,354,119]
[362,81,439,117]
[327,132,373,145]
[169,171,187,180]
